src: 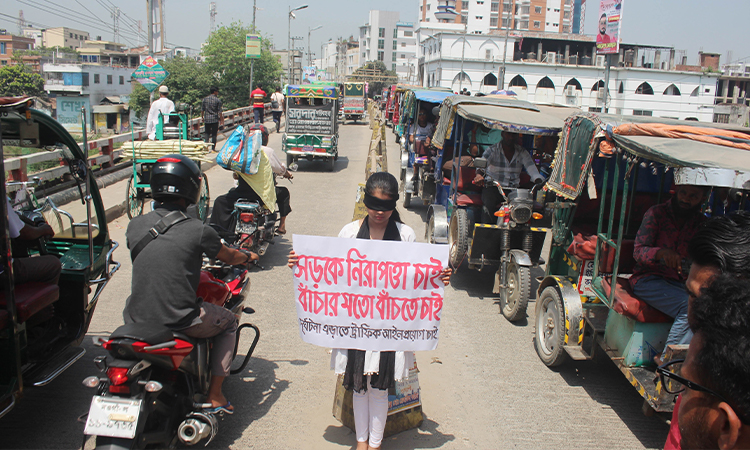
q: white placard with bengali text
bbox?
[292,234,449,352]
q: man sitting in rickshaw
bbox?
[630,184,709,365]
[473,131,544,223]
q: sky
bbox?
[2,0,748,66]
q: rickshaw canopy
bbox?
[455,104,564,136]
[285,84,338,98]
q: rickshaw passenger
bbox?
[3,197,60,286]
[409,109,435,157]
[630,184,709,363]
[475,131,544,223]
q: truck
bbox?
[342,82,366,124]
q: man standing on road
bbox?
[146,85,175,140]
[201,86,223,151]
[270,87,285,133]
[251,84,266,124]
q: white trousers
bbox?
[352,376,388,447]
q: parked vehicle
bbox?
[398,89,455,208]
[341,82,366,124]
[0,97,119,419]
[426,95,566,320]
[282,84,340,171]
[533,112,750,414]
[82,257,259,448]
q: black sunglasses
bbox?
[656,359,749,424]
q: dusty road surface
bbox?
[0,119,669,449]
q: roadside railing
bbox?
[5,103,272,184]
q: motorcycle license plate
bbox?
[84,396,142,439]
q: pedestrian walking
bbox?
[287,172,451,450]
[270,87,285,133]
[251,84,266,124]
[201,86,223,151]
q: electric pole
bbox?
[209,2,217,35]
[249,0,256,104]
[112,7,121,43]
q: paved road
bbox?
[0,121,669,449]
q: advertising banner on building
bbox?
[56,96,91,133]
[286,103,336,135]
[596,0,623,55]
[292,234,448,351]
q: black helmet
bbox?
[246,123,269,145]
[150,154,202,205]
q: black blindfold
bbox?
[364,192,398,211]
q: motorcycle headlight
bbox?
[510,204,532,223]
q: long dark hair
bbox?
[365,172,402,223]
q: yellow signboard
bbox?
[246,34,261,59]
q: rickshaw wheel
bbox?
[448,209,469,268]
[534,286,567,366]
[197,173,210,223]
[427,215,436,244]
[501,260,530,322]
[126,174,144,219]
[403,192,411,208]
[286,153,293,168]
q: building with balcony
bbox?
[43,27,91,50]
[43,63,134,132]
[0,32,35,68]
[419,31,720,122]
[359,10,416,80]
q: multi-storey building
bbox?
[43,27,91,50]
[359,10,416,81]
[419,0,585,34]
[0,32,35,68]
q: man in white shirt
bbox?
[3,197,60,286]
[146,85,175,140]
[270,87,285,133]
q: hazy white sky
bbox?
[3,0,749,65]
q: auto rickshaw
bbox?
[534,112,750,414]
[426,96,567,320]
[0,97,119,419]
[282,84,339,171]
[399,89,455,208]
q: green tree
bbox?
[350,61,397,98]
[0,64,45,97]
[201,22,283,110]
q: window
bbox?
[490,17,498,27]
[82,73,89,86]
[691,86,700,96]
[119,75,124,85]
[401,54,405,58]
[714,113,730,124]
[94,74,100,83]
[588,107,602,112]
[75,34,78,39]
[378,51,384,61]
[379,28,385,38]
[1,60,6,66]
[392,52,396,61]
[476,16,483,20]
[393,40,397,50]
[404,31,413,37]
[401,42,406,47]
[461,15,468,24]
[486,49,492,59]
[618,82,624,93]
[378,39,384,49]
[426,3,430,10]
[70,33,73,38]
[533,21,540,28]
[394,29,398,39]
[461,1,469,9]
[477,1,484,4]
[635,82,654,95]
[0,43,5,54]
[663,84,681,96]
[633,109,653,116]
[107,75,112,84]
[491,2,499,12]
[392,63,396,71]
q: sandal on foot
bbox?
[204,402,233,415]
[275,229,287,236]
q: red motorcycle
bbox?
[80,259,259,449]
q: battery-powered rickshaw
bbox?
[426,96,567,320]
[0,97,119,419]
[399,89,455,208]
[534,112,750,414]
[282,84,339,171]
[126,105,211,221]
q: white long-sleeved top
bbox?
[146,97,175,140]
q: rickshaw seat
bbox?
[0,310,7,329]
[456,168,482,193]
[457,193,483,206]
[0,282,59,323]
[600,277,672,323]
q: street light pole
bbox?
[288,4,308,84]
[498,18,512,90]
[308,25,322,66]
[249,0,257,102]
[459,21,467,92]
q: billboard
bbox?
[132,56,169,93]
[246,34,261,59]
[596,0,623,55]
[302,66,317,83]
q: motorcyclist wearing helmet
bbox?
[124,154,258,414]
[210,123,293,235]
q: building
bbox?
[358,10,417,81]
[0,32,35,67]
[419,31,719,122]
[419,0,585,34]
[21,27,44,47]
[345,45,361,77]
[713,60,750,126]
[43,27,91,50]
[79,40,140,68]
[273,49,303,84]
[43,63,134,132]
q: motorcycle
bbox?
[81,258,260,449]
[227,199,277,258]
